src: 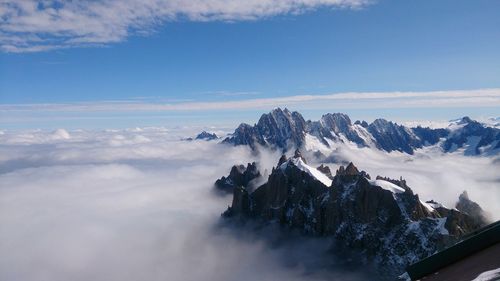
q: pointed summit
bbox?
[455,190,488,225]
[335,162,360,176]
[317,164,333,179]
[293,148,307,163]
[459,190,469,200]
[277,154,288,166]
[345,162,359,176]
[195,131,218,141]
[458,116,473,125]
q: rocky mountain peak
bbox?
[335,162,359,176]
[320,113,352,132]
[255,107,307,150]
[458,116,473,125]
[277,154,288,166]
[345,162,359,175]
[214,162,261,194]
[459,190,470,200]
[354,120,369,128]
[316,164,333,179]
[455,190,488,225]
[195,131,218,141]
[293,148,307,163]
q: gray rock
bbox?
[214,162,261,194]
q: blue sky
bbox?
[0,0,499,129]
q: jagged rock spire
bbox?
[345,162,359,175]
[278,154,288,166]
[293,148,307,164]
[455,190,488,225]
[459,190,469,200]
[336,162,359,176]
[317,164,333,179]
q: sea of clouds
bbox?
[0,127,498,281]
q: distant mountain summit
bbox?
[221,151,489,277]
[195,131,219,141]
[222,108,306,150]
[443,117,500,155]
[184,131,219,141]
[222,108,499,155]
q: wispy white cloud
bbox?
[0,0,370,53]
[1,88,499,113]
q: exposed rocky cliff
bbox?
[214,162,261,194]
[221,152,488,277]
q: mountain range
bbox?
[222,108,500,156]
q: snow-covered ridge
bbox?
[281,157,333,187]
[369,179,405,194]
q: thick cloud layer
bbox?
[0,128,498,281]
[0,128,371,281]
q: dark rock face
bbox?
[214,162,261,194]
[222,154,487,276]
[195,131,219,141]
[223,108,499,156]
[355,120,369,128]
[367,119,423,154]
[412,126,448,146]
[317,164,333,179]
[222,123,264,150]
[455,191,489,225]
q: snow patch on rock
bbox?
[369,179,405,194]
[282,157,333,187]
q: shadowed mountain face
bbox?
[223,108,499,155]
[221,153,488,277]
[214,162,261,194]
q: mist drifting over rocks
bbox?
[0,127,498,280]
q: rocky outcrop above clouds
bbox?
[221,152,488,276]
[214,162,261,194]
[195,131,219,141]
[183,131,219,141]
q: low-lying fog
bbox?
[0,128,498,281]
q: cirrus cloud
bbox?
[0,0,370,53]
